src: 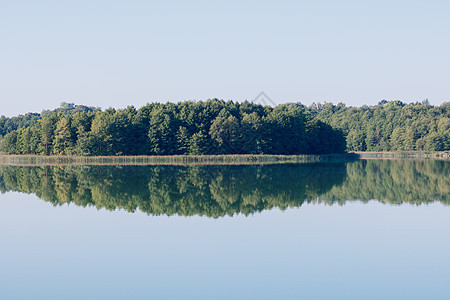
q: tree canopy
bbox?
[1,99,448,155]
[0,100,345,155]
[306,101,449,151]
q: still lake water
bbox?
[0,159,449,299]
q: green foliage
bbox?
[0,100,346,156]
[240,112,264,154]
[176,126,190,154]
[53,118,73,155]
[148,108,177,155]
[0,113,40,137]
[264,105,307,154]
[0,131,18,154]
[0,102,98,139]
[41,102,99,117]
[38,116,57,155]
[17,127,34,154]
[1,100,448,154]
[307,101,450,151]
[189,131,210,154]
[209,114,241,154]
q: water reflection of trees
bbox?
[0,164,346,217]
[0,160,448,217]
[318,160,449,205]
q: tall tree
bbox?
[189,131,210,155]
[209,113,241,154]
[148,109,177,155]
[53,118,73,155]
[0,131,18,154]
[38,116,57,155]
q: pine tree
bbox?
[39,117,56,155]
[53,118,72,155]
[176,126,190,154]
[0,131,18,154]
[17,127,33,154]
[189,131,210,155]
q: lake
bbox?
[0,159,449,299]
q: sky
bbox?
[1,0,449,116]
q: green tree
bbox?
[265,105,308,154]
[0,131,18,154]
[189,131,210,154]
[16,127,39,154]
[53,118,73,155]
[176,126,190,154]
[89,110,115,155]
[240,113,264,154]
[209,114,241,154]
[38,116,56,155]
[148,109,177,155]
[425,132,445,151]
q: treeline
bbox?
[0,113,40,137]
[2,99,448,155]
[0,160,447,217]
[0,102,99,137]
[0,100,345,156]
[307,100,450,151]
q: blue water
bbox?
[1,191,449,299]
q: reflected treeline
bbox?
[0,160,448,217]
[320,160,449,205]
[0,164,346,217]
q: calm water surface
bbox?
[0,160,449,299]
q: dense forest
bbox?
[0,102,99,137]
[307,100,450,151]
[0,99,448,156]
[0,100,345,156]
[0,160,447,217]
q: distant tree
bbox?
[0,131,18,154]
[240,113,264,154]
[425,132,445,151]
[38,116,57,155]
[53,118,73,155]
[265,105,308,154]
[148,109,177,155]
[189,131,210,155]
[16,127,35,154]
[308,100,449,152]
[209,113,241,154]
[176,126,190,154]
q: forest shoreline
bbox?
[0,153,358,166]
[355,151,449,159]
[0,151,448,166]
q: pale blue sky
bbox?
[1,0,449,116]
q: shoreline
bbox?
[0,153,357,166]
[354,151,449,159]
[0,151,447,166]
